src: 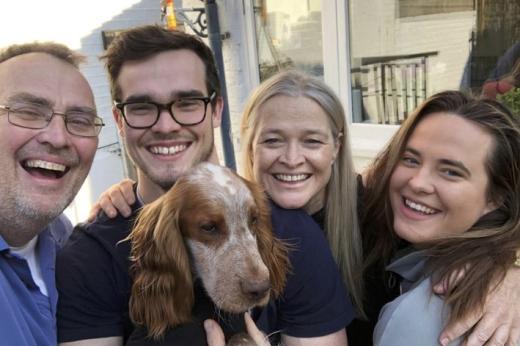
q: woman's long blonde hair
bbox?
[240,70,364,316]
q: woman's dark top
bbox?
[311,175,401,346]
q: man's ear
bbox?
[112,106,125,135]
[210,96,223,128]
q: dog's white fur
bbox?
[128,162,288,338]
[183,163,271,311]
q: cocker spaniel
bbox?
[126,162,289,342]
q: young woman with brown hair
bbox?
[362,91,520,345]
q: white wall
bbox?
[182,0,257,170]
[66,0,162,223]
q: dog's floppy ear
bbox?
[127,186,194,339]
[244,178,290,297]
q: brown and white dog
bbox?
[127,162,289,339]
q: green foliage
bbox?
[498,87,520,121]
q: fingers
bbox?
[108,179,135,217]
[450,315,510,346]
[98,194,122,218]
[433,266,468,295]
[119,179,137,206]
[91,179,136,220]
[204,314,269,346]
[244,312,270,346]
[440,309,482,346]
[464,318,495,346]
[204,319,226,346]
[442,267,520,346]
[480,323,510,346]
[506,325,520,346]
[87,202,102,222]
[432,279,449,296]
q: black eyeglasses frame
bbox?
[114,92,216,129]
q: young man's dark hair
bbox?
[101,25,220,104]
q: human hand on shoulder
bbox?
[437,267,520,346]
[87,178,136,222]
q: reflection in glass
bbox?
[253,0,323,81]
[349,0,520,124]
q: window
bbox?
[398,0,475,18]
[253,0,324,81]
[349,0,520,125]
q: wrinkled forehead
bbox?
[0,53,95,109]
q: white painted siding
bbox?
[182,0,255,170]
[65,0,161,224]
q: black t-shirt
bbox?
[309,175,402,345]
[126,282,246,346]
[345,174,402,345]
[56,206,138,342]
[56,200,354,344]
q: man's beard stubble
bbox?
[0,189,72,246]
[155,141,215,192]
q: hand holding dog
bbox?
[205,312,270,346]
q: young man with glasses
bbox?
[56,25,352,346]
[0,43,102,345]
[56,25,223,346]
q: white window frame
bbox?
[323,0,399,171]
[242,0,261,88]
[242,0,399,171]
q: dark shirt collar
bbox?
[311,208,326,230]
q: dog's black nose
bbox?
[240,278,270,300]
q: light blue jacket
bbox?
[373,250,461,346]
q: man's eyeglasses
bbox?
[114,92,216,129]
[0,104,104,137]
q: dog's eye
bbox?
[200,223,217,233]
[250,216,258,226]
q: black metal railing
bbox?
[351,51,438,124]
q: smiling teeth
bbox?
[405,199,437,215]
[150,145,187,155]
[275,174,308,182]
[25,159,66,172]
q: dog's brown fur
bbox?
[127,162,289,338]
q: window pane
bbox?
[253,0,323,81]
[399,0,474,18]
[349,0,520,124]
